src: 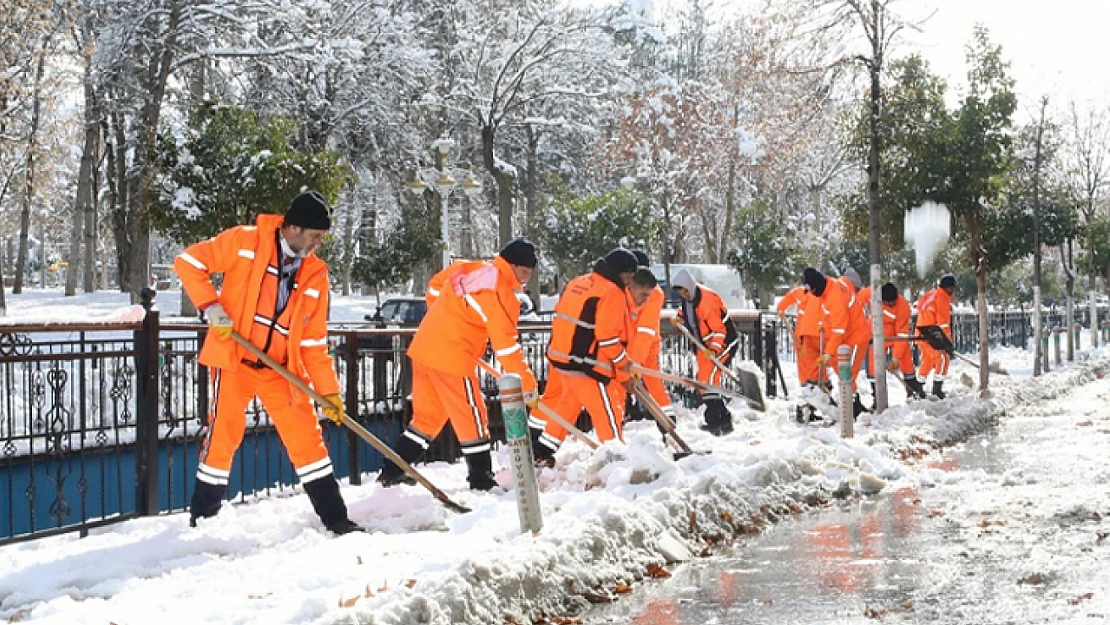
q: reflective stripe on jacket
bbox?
[174,213,339,396]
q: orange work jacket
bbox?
[408,256,536,394]
[677,284,736,355]
[916,287,953,339]
[547,270,631,383]
[175,213,339,395]
[627,285,664,365]
[812,278,871,356]
[777,285,816,337]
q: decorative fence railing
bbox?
[5,295,1103,545]
[0,299,775,545]
[773,305,1110,363]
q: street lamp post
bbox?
[409,135,483,270]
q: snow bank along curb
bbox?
[341,354,1110,625]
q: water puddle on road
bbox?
[582,429,1043,625]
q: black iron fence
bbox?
[0,300,774,545]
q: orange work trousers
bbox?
[198,364,331,487]
[796,334,821,385]
[639,340,676,418]
[917,343,951,382]
[535,367,625,449]
[409,361,489,446]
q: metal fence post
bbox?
[344,335,361,485]
[134,288,161,517]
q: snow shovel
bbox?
[903,325,1009,375]
[628,378,706,458]
[228,331,471,514]
[672,322,767,411]
[629,363,762,409]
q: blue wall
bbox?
[1,416,405,540]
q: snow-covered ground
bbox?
[0,288,1107,625]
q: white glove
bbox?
[206,303,233,339]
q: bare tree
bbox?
[1061,100,1110,350]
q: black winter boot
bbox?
[464,450,499,491]
[852,393,869,419]
[932,380,946,400]
[304,475,363,534]
[189,479,226,527]
[699,398,733,436]
[530,427,557,468]
[905,376,927,400]
[377,430,426,487]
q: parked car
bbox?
[365,296,427,325]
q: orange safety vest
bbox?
[676,284,736,354]
[408,256,536,394]
[916,287,953,339]
[174,213,339,395]
[547,270,631,383]
[627,285,664,365]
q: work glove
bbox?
[699,346,716,360]
[205,303,233,339]
[887,358,900,372]
[669,315,683,328]
[523,390,539,410]
[816,353,831,368]
[777,309,786,318]
[321,394,345,424]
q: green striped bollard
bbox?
[498,373,542,534]
[838,345,853,439]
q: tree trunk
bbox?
[1031,97,1046,376]
[1090,272,1099,349]
[867,48,887,412]
[108,109,129,290]
[972,226,991,394]
[1065,238,1075,361]
[480,124,515,250]
[68,57,101,297]
[13,45,48,295]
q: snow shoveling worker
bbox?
[777,282,818,387]
[529,248,639,467]
[671,267,739,436]
[376,237,540,491]
[916,273,956,399]
[623,250,675,424]
[859,281,928,401]
[803,267,872,418]
[176,191,363,535]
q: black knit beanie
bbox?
[881,282,898,304]
[939,273,956,289]
[803,267,827,296]
[284,191,332,230]
[499,237,538,268]
[631,249,650,268]
[604,248,639,274]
